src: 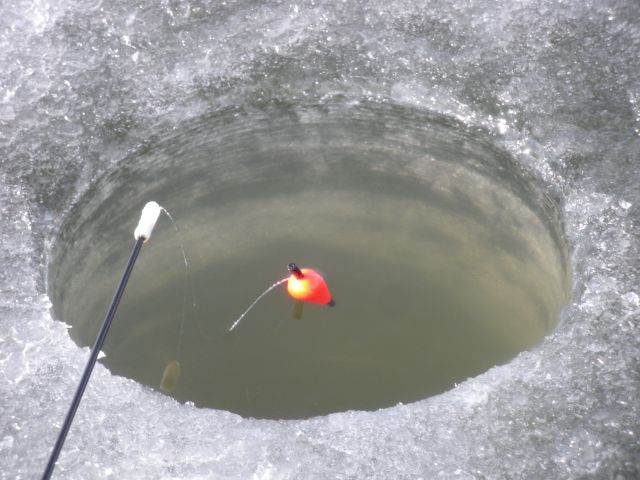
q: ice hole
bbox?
[49,105,570,419]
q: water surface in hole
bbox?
[50,107,570,419]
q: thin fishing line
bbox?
[228,278,289,332]
[159,207,195,359]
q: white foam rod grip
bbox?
[134,201,162,242]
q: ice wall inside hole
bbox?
[1,0,639,478]
[46,106,571,420]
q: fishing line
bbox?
[159,207,195,360]
[227,277,289,332]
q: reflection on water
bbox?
[50,106,569,419]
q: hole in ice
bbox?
[49,104,570,419]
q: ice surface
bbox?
[1,0,639,479]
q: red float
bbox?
[286,263,335,306]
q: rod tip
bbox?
[134,201,161,242]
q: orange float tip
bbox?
[287,263,335,306]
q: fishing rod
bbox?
[42,201,162,480]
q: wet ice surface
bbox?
[1,0,639,478]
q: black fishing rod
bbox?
[42,201,162,480]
